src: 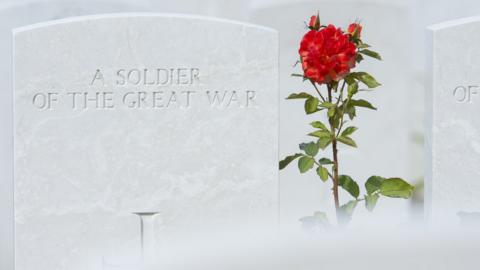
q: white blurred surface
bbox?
[148,226,480,270]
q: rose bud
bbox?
[347,23,362,38]
[308,15,320,31]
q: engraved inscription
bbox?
[31,68,258,110]
[453,85,479,103]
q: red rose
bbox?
[347,23,362,38]
[308,15,320,30]
[299,25,357,84]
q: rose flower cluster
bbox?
[299,15,362,84]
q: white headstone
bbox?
[14,14,278,270]
[250,1,413,225]
[427,16,480,224]
[1,2,252,268]
[0,2,154,269]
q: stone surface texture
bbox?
[427,17,480,223]
[14,14,278,270]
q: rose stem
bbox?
[327,84,340,222]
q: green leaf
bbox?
[344,74,356,85]
[347,82,359,97]
[359,49,382,60]
[380,178,415,199]
[317,137,332,149]
[327,107,336,118]
[319,102,335,109]
[346,105,356,120]
[300,142,319,156]
[279,153,302,170]
[351,72,381,88]
[300,211,330,229]
[310,121,328,131]
[337,136,357,148]
[340,200,358,216]
[339,200,358,225]
[286,92,313,99]
[355,53,364,63]
[365,194,379,212]
[357,43,371,49]
[304,97,320,114]
[331,114,341,129]
[365,176,385,195]
[349,99,377,110]
[309,130,331,139]
[341,126,358,137]
[318,158,333,165]
[316,166,329,182]
[339,175,360,198]
[298,156,315,173]
[313,211,328,222]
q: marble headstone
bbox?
[0,2,155,269]
[0,1,254,268]
[427,16,480,223]
[14,14,278,270]
[250,0,413,225]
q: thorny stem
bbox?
[327,84,340,221]
[336,82,351,138]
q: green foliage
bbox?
[365,176,385,194]
[279,153,302,170]
[317,136,332,149]
[317,166,329,182]
[310,121,328,131]
[300,211,330,229]
[339,175,360,198]
[379,178,415,199]
[359,49,382,60]
[286,92,313,99]
[339,200,358,223]
[280,22,414,226]
[349,99,377,110]
[319,101,335,109]
[300,142,319,156]
[298,156,315,173]
[341,126,358,137]
[318,158,333,165]
[337,136,357,148]
[351,72,381,88]
[347,82,359,97]
[304,97,320,114]
[357,43,371,49]
[309,130,331,139]
[364,193,379,211]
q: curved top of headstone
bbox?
[13,12,277,34]
[251,0,407,11]
[428,15,480,31]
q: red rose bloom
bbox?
[347,23,362,38]
[299,25,357,84]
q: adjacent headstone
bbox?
[427,16,480,224]
[250,1,413,225]
[14,14,278,270]
[410,0,480,193]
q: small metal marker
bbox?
[132,212,159,265]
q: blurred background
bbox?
[1,0,480,269]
